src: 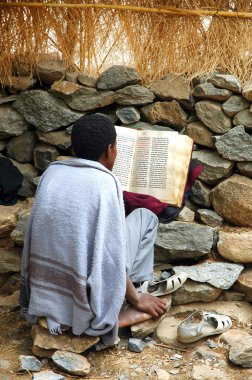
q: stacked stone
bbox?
[0,62,252,365]
[0,200,32,311]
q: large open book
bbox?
[112,126,193,207]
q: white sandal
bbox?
[136,272,187,297]
[177,311,232,343]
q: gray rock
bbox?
[220,329,251,346]
[50,81,82,98]
[77,73,97,87]
[34,143,59,171]
[210,174,252,227]
[0,105,29,138]
[192,75,208,87]
[97,65,141,90]
[233,109,252,130]
[242,79,252,101]
[195,100,232,134]
[13,90,83,132]
[19,355,42,372]
[95,110,119,124]
[174,262,243,289]
[189,180,212,207]
[32,325,99,357]
[194,346,221,360]
[65,71,79,83]
[7,131,38,163]
[207,74,241,93]
[36,130,71,150]
[229,336,252,367]
[32,370,65,380]
[52,350,90,376]
[10,209,31,246]
[64,87,115,111]
[237,162,252,178]
[141,101,188,130]
[193,150,234,185]
[192,83,232,101]
[172,279,222,305]
[185,121,215,148]
[37,60,66,84]
[128,338,146,353]
[215,125,252,161]
[0,246,22,273]
[197,209,223,227]
[115,85,154,106]
[10,159,38,197]
[155,222,214,262]
[217,230,252,264]
[0,202,23,238]
[222,95,250,117]
[177,206,195,222]
[124,121,174,131]
[150,73,193,108]
[116,107,140,124]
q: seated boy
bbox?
[20,114,167,346]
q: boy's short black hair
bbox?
[71,114,116,161]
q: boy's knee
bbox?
[132,208,158,226]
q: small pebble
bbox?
[128,338,146,353]
[19,355,42,372]
[32,371,65,380]
[206,339,217,349]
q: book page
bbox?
[112,126,137,189]
[128,130,193,206]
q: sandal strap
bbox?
[203,312,232,332]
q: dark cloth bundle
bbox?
[0,157,23,205]
[123,159,202,223]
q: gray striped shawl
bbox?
[20,158,126,345]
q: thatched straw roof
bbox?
[1,1,252,84]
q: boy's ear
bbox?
[106,144,113,158]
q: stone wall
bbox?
[0,63,252,311]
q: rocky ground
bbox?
[1,301,252,380]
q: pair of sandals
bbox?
[135,273,232,343]
[135,271,188,297]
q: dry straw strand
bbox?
[1,0,252,85]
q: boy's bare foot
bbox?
[132,293,167,317]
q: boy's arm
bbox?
[125,274,167,317]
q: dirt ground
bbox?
[1,310,252,380]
